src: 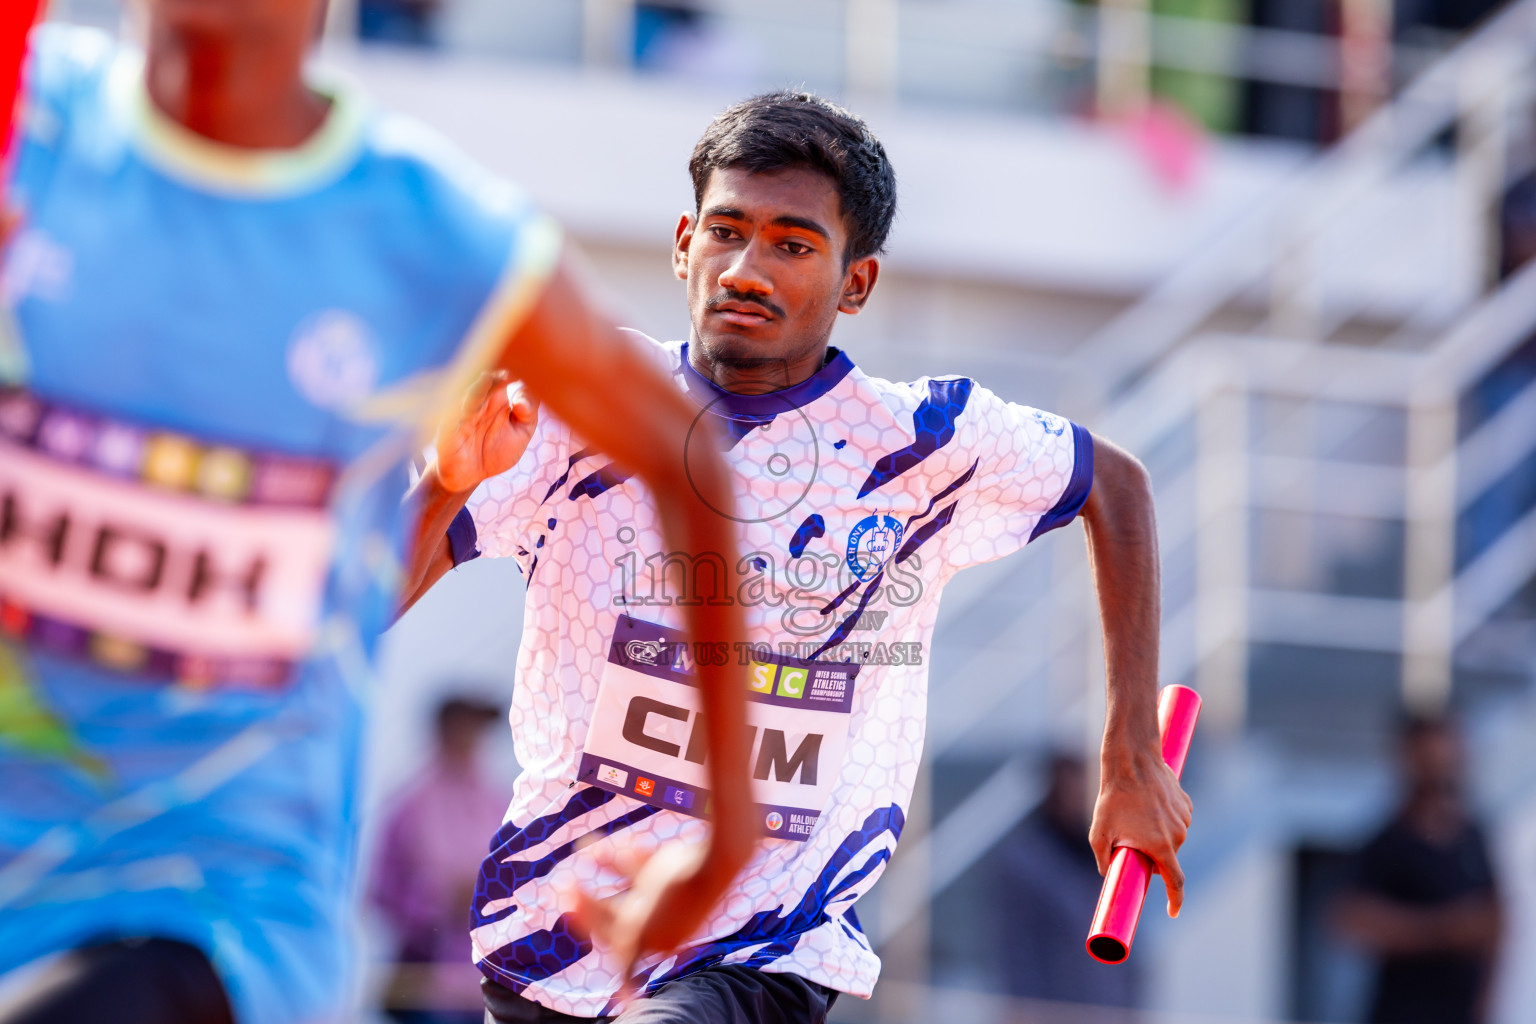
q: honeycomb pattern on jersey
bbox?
[464,339,1080,1015]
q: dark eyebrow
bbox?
[700,206,832,242]
[769,215,831,241]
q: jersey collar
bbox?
[680,343,855,417]
[109,49,367,199]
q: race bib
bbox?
[579,616,859,841]
[0,387,337,689]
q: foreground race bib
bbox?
[579,615,858,841]
[0,387,337,689]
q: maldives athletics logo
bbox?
[846,514,903,581]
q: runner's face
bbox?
[677,166,871,380]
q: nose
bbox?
[718,236,774,298]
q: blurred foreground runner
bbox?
[405,92,1195,1024]
[0,4,751,1023]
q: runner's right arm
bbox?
[409,259,757,984]
[398,370,536,615]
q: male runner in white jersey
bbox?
[405,92,1193,1023]
[0,3,753,1022]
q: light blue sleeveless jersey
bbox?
[0,26,558,1024]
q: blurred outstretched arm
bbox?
[404,258,755,981]
[1337,889,1502,956]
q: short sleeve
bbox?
[1352,828,1400,897]
[460,334,676,563]
[464,414,575,562]
[1464,827,1498,892]
[446,507,482,566]
[348,113,563,432]
[7,25,117,215]
[409,191,562,429]
[941,383,1093,571]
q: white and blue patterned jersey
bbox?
[461,336,1092,1015]
[0,26,557,1024]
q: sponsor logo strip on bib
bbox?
[0,387,337,689]
[580,615,858,842]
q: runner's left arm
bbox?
[947,390,1193,918]
[1079,434,1194,917]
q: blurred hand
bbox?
[1338,892,1501,956]
[1090,750,1193,917]
[1437,895,1502,953]
[1,207,19,250]
[571,837,744,1007]
[432,369,539,493]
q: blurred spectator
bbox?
[631,2,761,87]
[359,0,442,47]
[985,754,1140,1009]
[634,2,703,69]
[369,696,509,1023]
[1152,0,1245,135]
[1395,0,1505,37]
[1499,166,1536,279]
[1336,715,1502,1024]
[1240,0,1334,143]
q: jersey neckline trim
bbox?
[109,51,368,199]
[679,343,855,417]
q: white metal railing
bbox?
[878,201,1536,958]
[1074,0,1536,396]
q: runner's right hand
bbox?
[432,369,539,493]
[570,836,747,1008]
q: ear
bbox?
[837,256,881,315]
[672,212,695,282]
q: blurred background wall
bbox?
[48,1,1536,1021]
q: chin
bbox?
[695,332,792,371]
[149,0,264,34]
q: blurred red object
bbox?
[3,0,43,163]
[1086,684,1203,964]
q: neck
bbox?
[689,341,830,396]
[144,22,328,149]
[437,750,476,776]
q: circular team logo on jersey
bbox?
[286,310,379,412]
[846,514,903,581]
[765,811,785,832]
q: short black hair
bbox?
[689,91,897,264]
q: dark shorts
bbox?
[481,967,839,1024]
[0,938,233,1024]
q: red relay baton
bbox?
[2,0,43,169]
[1085,684,1202,964]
